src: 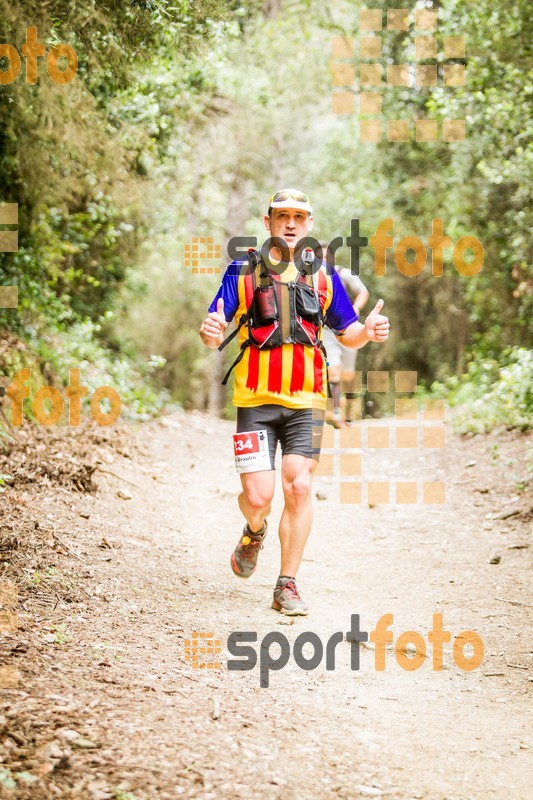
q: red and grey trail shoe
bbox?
[272,578,309,615]
[230,520,267,578]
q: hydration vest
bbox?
[219,250,329,388]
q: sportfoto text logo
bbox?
[185,613,484,687]
[187,218,484,278]
[1,369,121,427]
[0,27,78,85]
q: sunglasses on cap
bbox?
[268,189,313,214]
[269,189,310,204]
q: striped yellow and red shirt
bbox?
[208,260,358,410]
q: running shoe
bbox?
[230,520,267,578]
[272,578,309,615]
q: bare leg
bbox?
[342,369,361,421]
[279,454,317,576]
[328,363,341,414]
[238,470,275,532]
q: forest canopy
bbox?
[0,0,531,429]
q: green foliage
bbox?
[0,0,530,423]
[0,769,16,790]
[0,767,38,788]
[51,623,70,645]
[0,0,252,418]
[31,319,169,422]
[430,347,533,433]
[363,0,532,377]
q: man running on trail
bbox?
[199,189,389,615]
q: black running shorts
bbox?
[236,405,325,470]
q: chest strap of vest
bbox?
[221,339,250,385]
[218,253,329,389]
[218,313,247,352]
[218,249,264,355]
[216,252,260,385]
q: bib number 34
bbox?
[233,430,270,473]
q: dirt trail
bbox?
[1,412,531,799]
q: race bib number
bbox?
[233,430,271,473]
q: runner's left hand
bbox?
[365,299,390,343]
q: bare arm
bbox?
[335,299,390,349]
[337,320,369,349]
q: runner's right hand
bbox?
[199,298,229,348]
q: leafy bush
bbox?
[430,347,533,434]
[1,321,169,426]
[36,320,170,422]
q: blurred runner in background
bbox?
[316,242,369,427]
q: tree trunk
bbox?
[449,304,468,375]
[207,348,226,416]
[263,0,282,19]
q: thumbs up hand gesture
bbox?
[364,298,390,343]
[199,297,229,348]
